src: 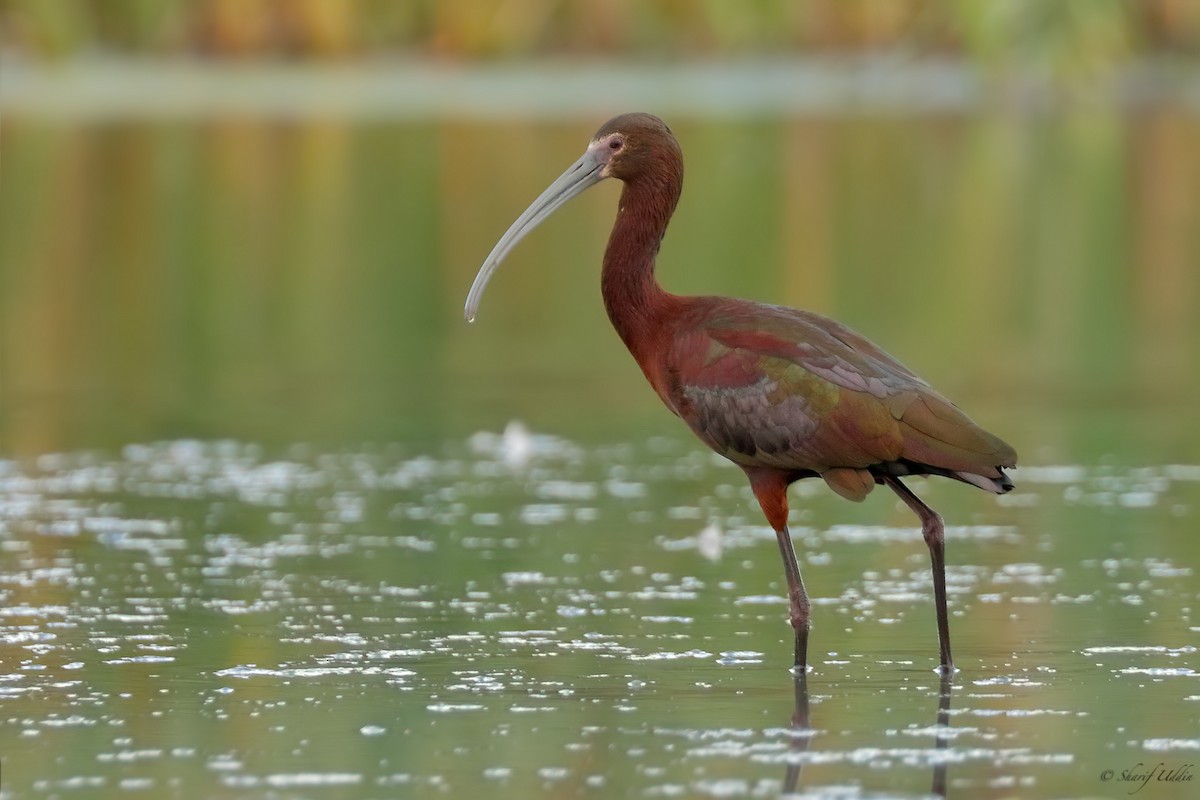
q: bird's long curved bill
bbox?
[464,146,607,322]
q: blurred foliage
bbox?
[1,0,1200,63]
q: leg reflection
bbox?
[783,672,811,795]
[782,673,954,796]
[932,672,954,798]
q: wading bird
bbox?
[465,114,1016,672]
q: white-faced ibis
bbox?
[465,113,1017,672]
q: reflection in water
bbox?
[782,673,812,794]
[3,115,1200,461]
[782,674,955,797]
[0,441,1196,796]
[932,673,953,797]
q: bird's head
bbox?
[589,112,681,183]
[464,113,680,323]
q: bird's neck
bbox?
[601,169,683,361]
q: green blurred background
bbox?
[2,5,1200,798]
[1,1,1198,62]
[2,1,1199,462]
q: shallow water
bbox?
[1,438,1197,798]
[3,89,1200,797]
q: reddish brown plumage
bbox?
[592,115,1015,497]
[467,112,1017,671]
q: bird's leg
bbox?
[775,525,811,669]
[745,468,810,670]
[883,476,953,671]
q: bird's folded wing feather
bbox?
[664,304,1017,476]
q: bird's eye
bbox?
[609,139,623,150]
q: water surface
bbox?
[2,103,1199,798]
[1,439,1197,797]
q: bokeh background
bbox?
[3,1,1200,460]
[2,1,1199,61]
[1,4,1200,799]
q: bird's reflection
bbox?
[782,672,955,798]
[931,672,953,797]
[782,672,813,793]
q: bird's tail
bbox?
[954,467,1014,494]
[877,459,1015,495]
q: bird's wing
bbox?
[663,302,1016,486]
